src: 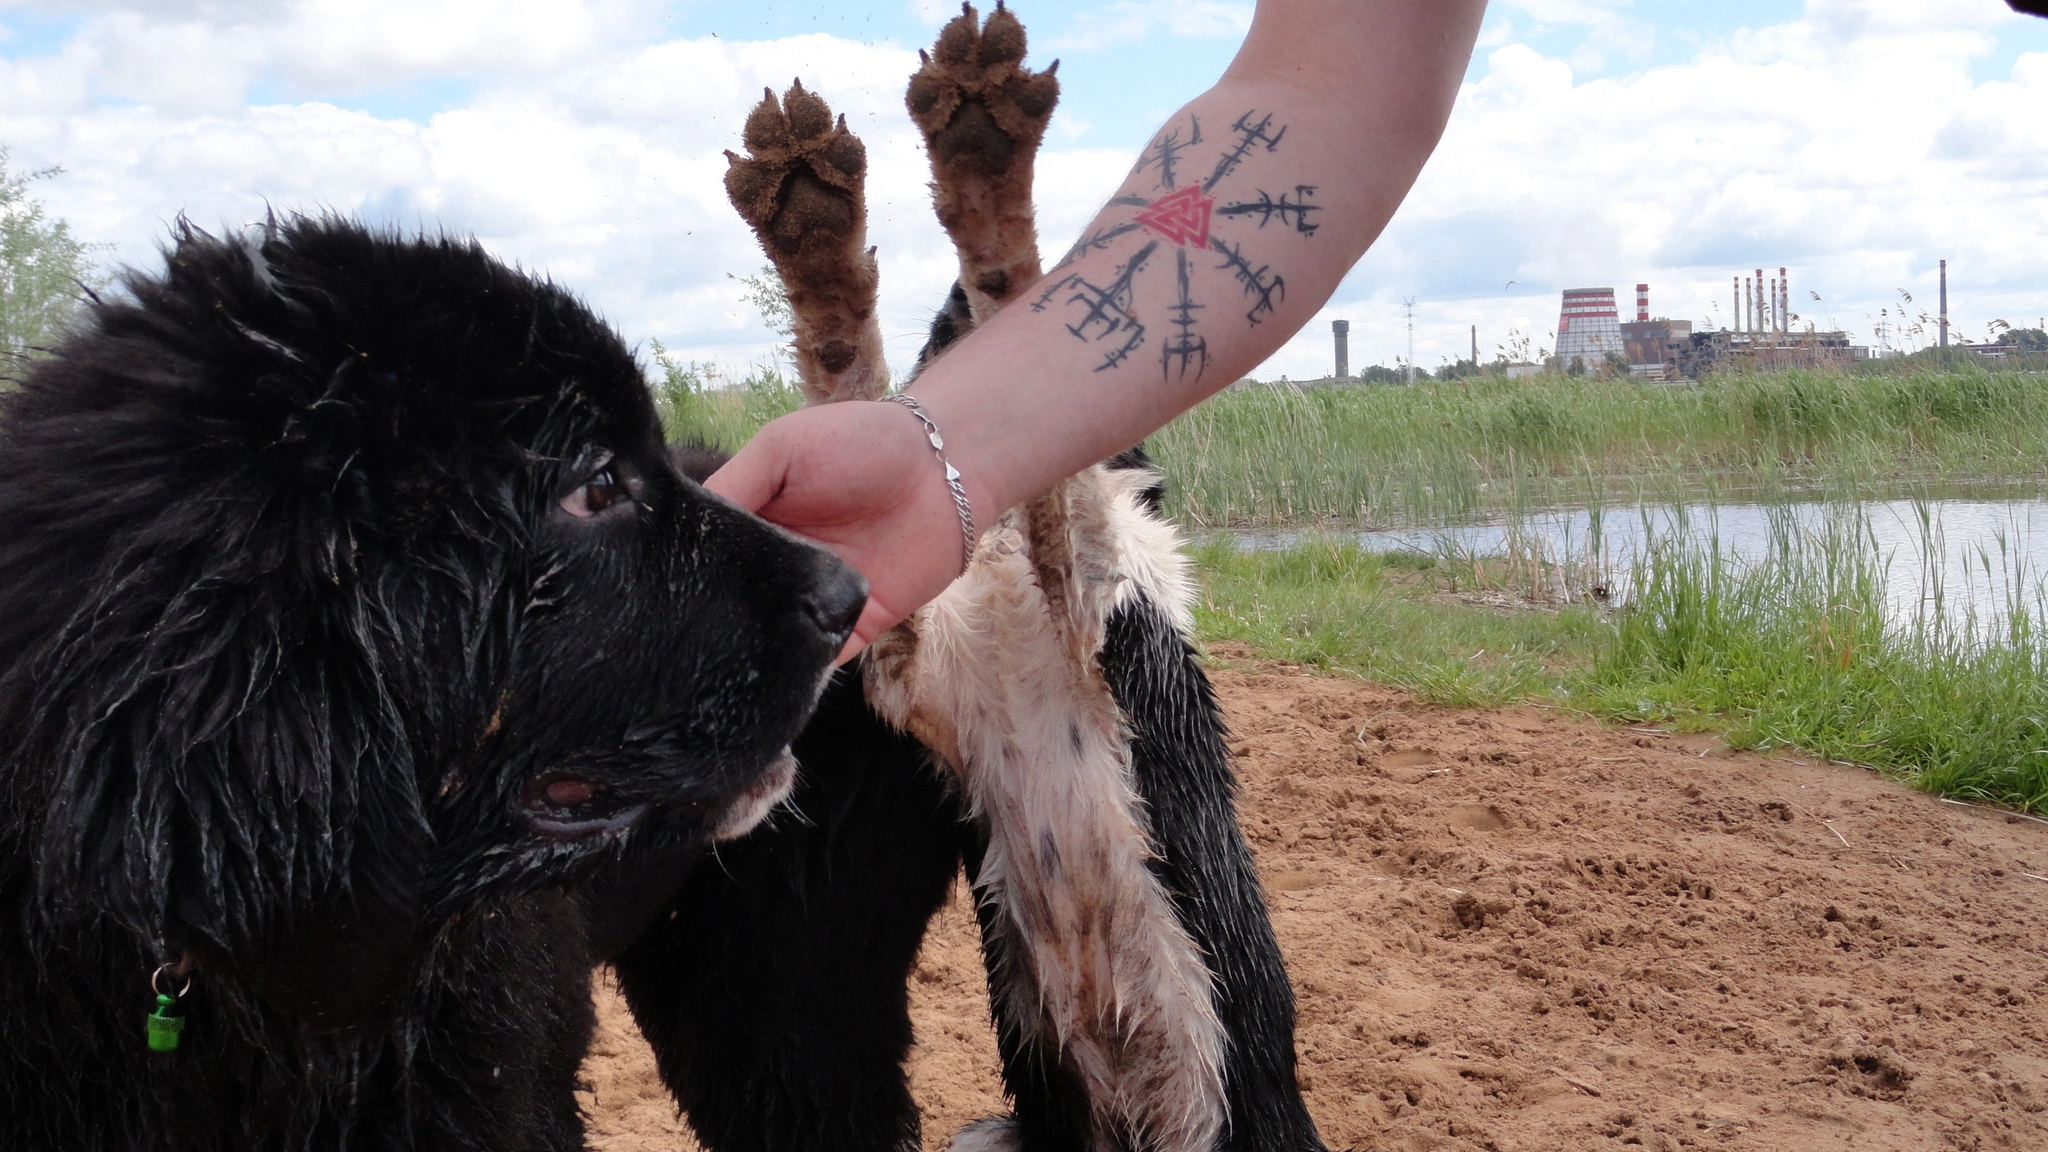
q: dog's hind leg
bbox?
[724,82,891,403]
[877,8,1330,1151]
[867,8,1244,1151]
[613,671,962,1152]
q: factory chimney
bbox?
[1470,324,1478,368]
[1332,319,1350,379]
[1636,283,1649,322]
[1732,277,1740,332]
[1939,261,1949,350]
[1755,268,1765,334]
[1779,267,1789,333]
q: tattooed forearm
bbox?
[1201,110,1287,193]
[1054,220,1145,270]
[1161,248,1209,381]
[1208,237,1286,324]
[1042,108,1311,375]
[1137,115,1202,189]
[1216,186,1320,234]
[1033,240,1158,371]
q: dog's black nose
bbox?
[801,558,868,644]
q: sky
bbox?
[1,0,2044,381]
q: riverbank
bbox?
[1195,523,2048,814]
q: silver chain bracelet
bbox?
[884,393,977,577]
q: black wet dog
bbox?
[0,217,865,1150]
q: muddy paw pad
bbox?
[723,81,868,257]
[906,1,1059,176]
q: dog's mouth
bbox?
[518,774,649,841]
[518,748,797,843]
[711,747,799,842]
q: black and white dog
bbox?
[606,6,1331,1151]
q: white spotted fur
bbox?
[945,1116,1022,1152]
[865,466,1226,1152]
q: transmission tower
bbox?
[1402,296,1417,385]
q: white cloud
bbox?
[1251,0,2048,379]
[3,0,2044,390]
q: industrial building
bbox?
[1569,269,1869,381]
[1555,287,1624,370]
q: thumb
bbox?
[702,426,788,513]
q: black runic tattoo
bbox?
[1033,240,1158,371]
[1042,103,1313,369]
[1137,115,1201,189]
[1208,236,1285,324]
[1161,248,1209,381]
[1217,185,1321,234]
[1202,110,1288,193]
[1054,219,1144,270]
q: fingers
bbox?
[835,588,908,666]
[702,423,787,512]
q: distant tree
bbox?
[2000,326,2047,352]
[1,148,102,381]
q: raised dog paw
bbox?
[724,81,868,267]
[906,1,1059,314]
[907,2,1058,178]
[723,82,889,403]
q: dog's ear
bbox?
[0,220,442,1025]
[25,570,434,1023]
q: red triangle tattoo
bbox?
[1135,186,1214,248]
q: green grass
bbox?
[1189,535,1610,709]
[651,345,803,451]
[1151,365,2048,529]
[1574,508,2048,813]
[1192,514,2048,815]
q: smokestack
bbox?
[1732,277,1740,332]
[1755,268,1765,335]
[1939,260,1949,349]
[1636,283,1649,322]
[1744,277,1752,333]
[1332,319,1350,379]
[1779,267,1789,333]
[1470,324,1478,367]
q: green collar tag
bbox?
[146,991,185,1054]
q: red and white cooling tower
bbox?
[1556,287,1623,367]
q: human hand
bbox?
[704,399,985,662]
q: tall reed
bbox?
[1573,502,2048,812]
[1151,367,2048,529]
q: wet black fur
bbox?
[605,287,1326,1151]
[0,217,862,1150]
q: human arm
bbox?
[709,0,1487,655]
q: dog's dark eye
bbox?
[559,463,631,519]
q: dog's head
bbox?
[0,217,861,1024]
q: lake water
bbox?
[1225,499,2048,636]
